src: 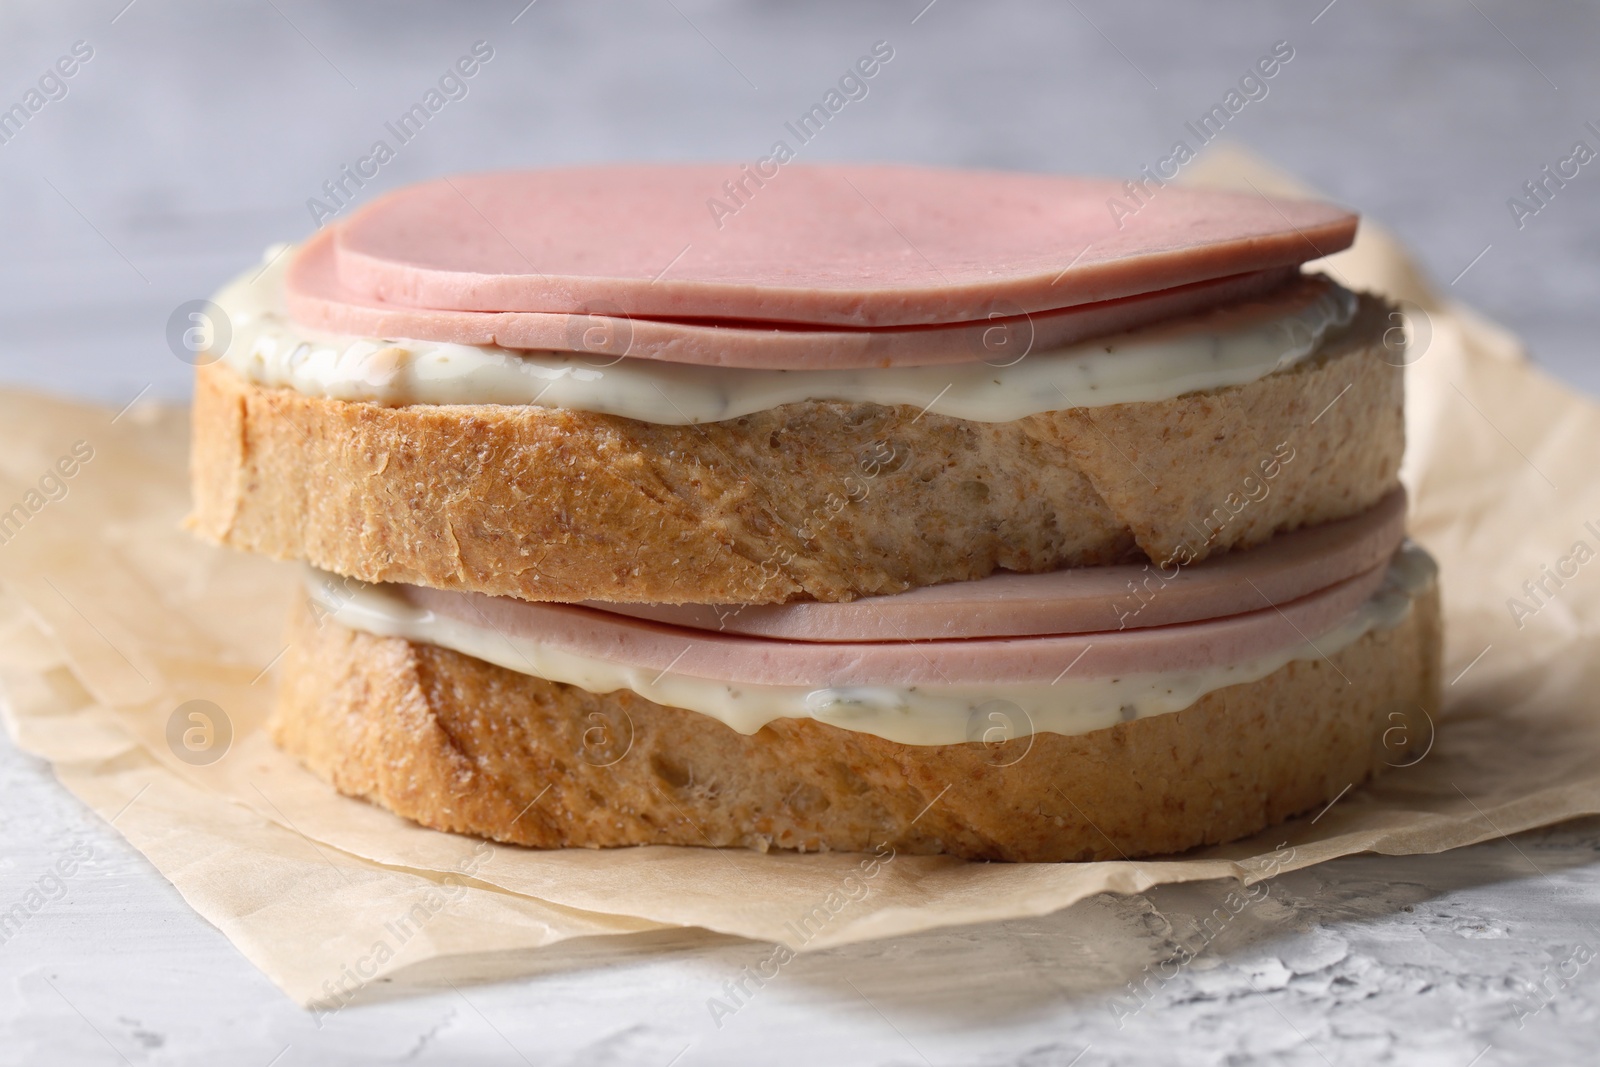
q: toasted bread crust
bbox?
[271,581,1441,862]
[191,296,1401,604]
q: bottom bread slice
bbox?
[271,586,1441,863]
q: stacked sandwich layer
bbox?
[189,165,1441,862]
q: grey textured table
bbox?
[3,2,1599,1063]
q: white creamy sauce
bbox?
[307,545,1436,746]
[213,245,1358,425]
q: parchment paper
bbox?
[4,150,1598,1008]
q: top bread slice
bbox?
[188,294,1401,605]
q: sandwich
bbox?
[189,164,1440,861]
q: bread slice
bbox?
[271,578,1440,863]
[191,296,1400,605]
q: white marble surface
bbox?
[3,1,1599,1063]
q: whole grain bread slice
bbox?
[271,580,1440,862]
[191,296,1401,604]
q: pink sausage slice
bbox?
[588,490,1407,641]
[286,227,1307,369]
[398,555,1393,687]
[330,165,1356,327]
